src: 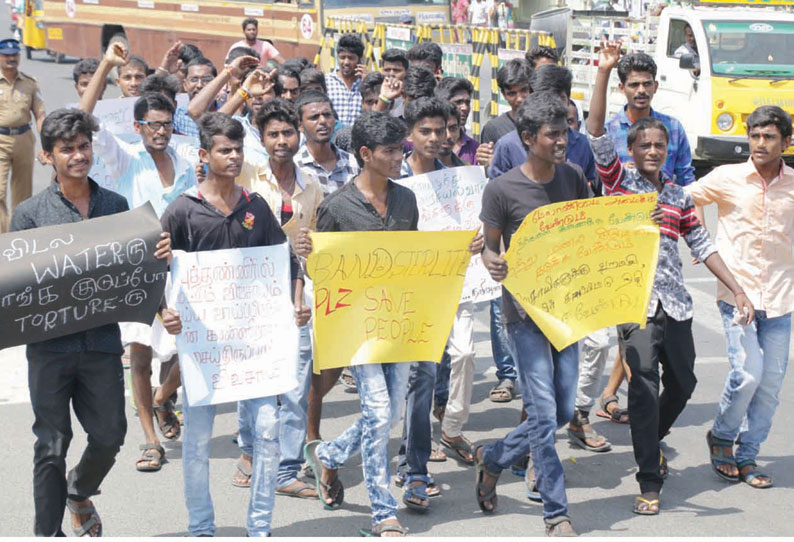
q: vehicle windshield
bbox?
[704,20,794,77]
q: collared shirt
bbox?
[489,128,599,192]
[605,107,696,186]
[0,71,45,127]
[317,178,419,233]
[457,129,480,165]
[325,72,362,126]
[295,143,359,195]
[248,159,325,245]
[10,179,129,355]
[173,107,200,138]
[589,132,716,322]
[160,186,300,279]
[686,159,794,317]
[400,153,447,178]
[92,127,198,217]
[233,113,270,169]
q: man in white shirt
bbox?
[468,0,493,27]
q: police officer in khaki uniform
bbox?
[0,38,46,233]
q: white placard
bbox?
[169,244,299,406]
[397,166,500,304]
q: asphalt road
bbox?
[1,12,793,538]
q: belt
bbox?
[0,124,31,136]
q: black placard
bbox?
[0,203,168,349]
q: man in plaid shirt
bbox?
[587,39,754,517]
[325,34,366,126]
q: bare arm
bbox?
[79,43,128,114]
[218,67,274,117]
[482,223,507,282]
[586,39,621,138]
[187,54,259,120]
[157,40,183,75]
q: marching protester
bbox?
[115,55,148,98]
[160,112,309,536]
[11,108,173,536]
[587,39,754,516]
[686,106,794,489]
[325,34,367,126]
[72,58,103,100]
[0,38,45,234]
[227,17,286,67]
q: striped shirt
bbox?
[588,132,716,322]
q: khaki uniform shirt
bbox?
[0,71,45,128]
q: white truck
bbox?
[531,1,794,165]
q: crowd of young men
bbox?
[2,16,793,538]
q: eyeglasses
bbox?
[188,76,214,84]
[138,120,174,132]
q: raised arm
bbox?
[79,43,129,114]
[186,54,259,121]
[219,66,275,117]
[586,38,621,138]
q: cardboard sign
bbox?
[306,230,474,370]
[169,244,299,406]
[0,203,167,349]
[502,194,659,350]
[397,166,499,304]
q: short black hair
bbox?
[134,92,176,121]
[515,91,568,148]
[406,42,442,71]
[381,48,409,70]
[198,112,245,151]
[351,112,406,167]
[404,96,448,131]
[255,97,299,134]
[295,90,335,122]
[40,109,99,153]
[282,57,313,74]
[617,52,657,83]
[120,55,148,74]
[497,58,532,92]
[178,43,203,69]
[434,76,474,102]
[242,17,258,30]
[226,46,260,65]
[529,64,572,98]
[626,117,669,147]
[185,57,217,77]
[73,58,100,83]
[525,45,559,69]
[139,74,181,104]
[299,68,327,93]
[404,65,436,100]
[441,99,460,124]
[277,65,300,84]
[337,34,365,60]
[746,105,793,140]
[360,71,384,97]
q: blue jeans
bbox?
[397,361,437,478]
[483,318,579,523]
[183,394,280,537]
[491,297,517,382]
[238,324,313,488]
[434,352,451,408]
[317,362,410,527]
[712,302,791,464]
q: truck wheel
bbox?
[55,52,65,64]
[25,46,32,60]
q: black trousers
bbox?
[618,305,697,494]
[27,350,127,537]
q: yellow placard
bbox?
[502,194,659,351]
[307,230,476,370]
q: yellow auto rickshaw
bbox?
[21,0,46,59]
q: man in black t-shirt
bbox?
[476,92,590,537]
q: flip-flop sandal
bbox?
[737,461,773,489]
[395,474,441,497]
[136,443,166,472]
[152,388,181,441]
[633,495,660,515]
[232,460,252,488]
[566,427,612,453]
[474,445,498,514]
[511,455,529,477]
[596,394,629,424]
[304,440,344,510]
[525,457,542,502]
[66,499,103,537]
[706,430,740,483]
[440,434,476,465]
[276,480,319,499]
[359,522,408,537]
[489,379,515,403]
[429,442,447,462]
[402,474,431,512]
